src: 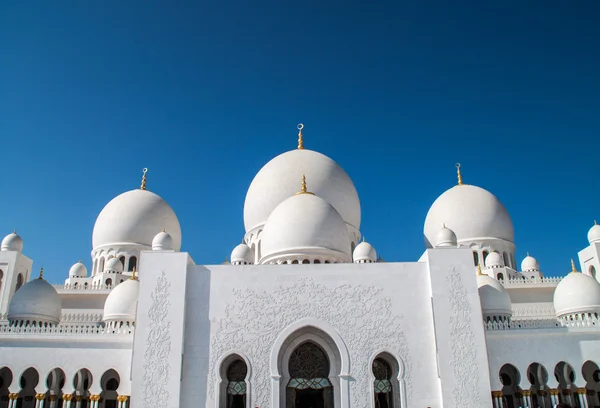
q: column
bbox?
[74,395,83,408]
[521,390,531,408]
[48,394,58,408]
[577,388,589,408]
[117,395,129,408]
[89,394,101,408]
[549,389,559,406]
[491,391,503,408]
[62,394,74,408]
[7,393,19,408]
[34,393,46,408]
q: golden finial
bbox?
[131,266,138,280]
[476,263,483,276]
[570,259,578,273]
[13,229,16,234]
[38,266,44,279]
[456,163,463,185]
[162,227,166,233]
[297,124,304,150]
[295,174,315,195]
[140,168,148,190]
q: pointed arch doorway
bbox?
[286,342,334,408]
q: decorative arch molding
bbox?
[269,318,350,377]
[214,350,253,408]
[368,348,407,408]
[269,318,351,408]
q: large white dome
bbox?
[93,189,182,251]
[103,279,140,323]
[8,275,62,325]
[554,268,600,317]
[260,192,352,263]
[244,149,361,233]
[424,184,514,248]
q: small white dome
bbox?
[521,254,539,272]
[554,264,600,318]
[260,192,352,264]
[1,231,23,252]
[103,278,140,323]
[353,240,377,263]
[477,273,512,320]
[588,222,600,244]
[424,183,514,248]
[434,225,457,247]
[152,230,174,251]
[244,148,361,233]
[8,273,62,325]
[69,261,88,278]
[104,257,124,274]
[93,189,182,251]
[485,252,503,268]
[231,243,254,265]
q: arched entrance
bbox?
[286,342,334,408]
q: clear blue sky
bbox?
[1,1,599,283]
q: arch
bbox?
[118,256,126,269]
[15,274,24,292]
[127,256,137,272]
[100,369,120,408]
[473,251,479,267]
[482,250,489,262]
[99,258,106,273]
[93,258,99,275]
[215,353,251,408]
[73,368,93,398]
[270,318,350,408]
[105,278,112,287]
[503,252,510,268]
[590,265,597,279]
[19,367,40,406]
[582,360,600,407]
[369,350,406,408]
[497,273,504,281]
[499,364,522,408]
[0,367,13,404]
[526,362,550,408]
[554,361,579,407]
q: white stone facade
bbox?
[1,134,600,408]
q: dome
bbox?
[521,254,539,272]
[231,243,254,265]
[434,225,457,247]
[1,231,23,252]
[553,262,600,317]
[260,190,352,264]
[104,257,124,274]
[152,230,174,251]
[103,278,140,323]
[424,182,514,248]
[69,261,87,278]
[485,252,503,268]
[588,222,600,244]
[353,240,377,263]
[244,148,361,233]
[8,271,62,325]
[93,189,181,251]
[477,272,512,320]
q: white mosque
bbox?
[1,125,600,408]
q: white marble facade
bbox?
[1,128,600,408]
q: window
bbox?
[15,274,24,291]
[373,358,394,408]
[128,256,137,272]
[226,359,247,408]
[483,251,489,262]
[119,256,126,268]
[503,252,510,268]
[99,257,105,273]
[589,265,597,279]
[473,252,479,266]
[105,278,112,287]
[0,269,3,292]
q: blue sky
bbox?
[1,1,599,283]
